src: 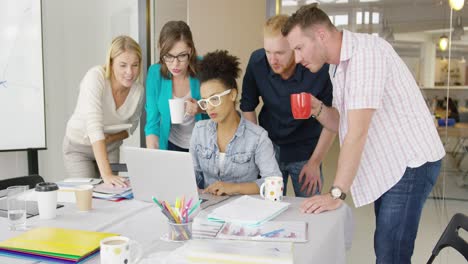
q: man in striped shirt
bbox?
[282,4,445,263]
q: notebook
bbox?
[207,195,290,226]
[0,227,117,263]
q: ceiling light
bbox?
[449,0,464,10]
[439,35,449,51]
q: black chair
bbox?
[110,163,127,174]
[0,175,45,191]
[427,213,468,264]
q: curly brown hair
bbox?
[197,50,241,90]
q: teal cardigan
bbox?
[144,63,206,150]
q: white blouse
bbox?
[65,66,144,145]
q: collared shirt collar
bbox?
[339,29,354,63]
[207,111,246,138]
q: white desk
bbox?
[0,196,353,264]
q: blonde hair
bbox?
[104,35,142,80]
[264,15,289,38]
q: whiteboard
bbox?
[0,0,46,151]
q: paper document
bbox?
[207,195,290,226]
[185,239,293,264]
[193,218,308,242]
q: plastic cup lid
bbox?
[35,182,59,192]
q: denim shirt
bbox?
[189,115,281,189]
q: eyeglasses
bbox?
[162,53,190,63]
[197,89,232,110]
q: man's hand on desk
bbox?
[203,181,236,196]
[300,194,343,214]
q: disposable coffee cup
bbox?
[169,99,186,124]
[35,182,59,219]
[74,185,93,212]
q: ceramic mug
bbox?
[260,176,284,202]
[100,236,143,264]
[168,99,187,124]
[290,92,312,119]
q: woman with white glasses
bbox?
[145,21,207,152]
[190,50,281,196]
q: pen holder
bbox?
[167,221,193,241]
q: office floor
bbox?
[285,140,468,264]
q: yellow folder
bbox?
[0,227,117,258]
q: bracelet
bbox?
[311,102,323,119]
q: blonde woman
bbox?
[63,36,144,187]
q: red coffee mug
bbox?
[290,92,312,119]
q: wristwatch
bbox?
[330,186,346,200]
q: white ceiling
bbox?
[282,0,468,33]
[281,0,468,55]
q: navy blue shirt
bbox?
[240,49,333,163]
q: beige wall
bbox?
[153,0,188,63]
[188,0,266,93]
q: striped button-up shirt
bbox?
[330,30,445,207]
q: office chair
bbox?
[110,163,127,174]
[427,213,468,264]
[0,175,45,190]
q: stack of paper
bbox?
[207,195,290,226]
[92,182,133,201]
[56,178,102,188]
[185,239,293,264]
[0,227,117,263]
[193,219,308,242]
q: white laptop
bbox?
[122,147,229,209]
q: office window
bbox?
[364,11,370,24]
[282,0,297,6]
[356,11,362,25]
[329,14,348,27]
[335,14,348,26]
[372,12,380,24]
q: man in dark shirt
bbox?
[241,15,335,197]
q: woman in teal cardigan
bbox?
[145,21,206,151]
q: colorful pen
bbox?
[261,228,285,237]
[152,196,164,210]
[188,199,202,217]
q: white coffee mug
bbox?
[100,236,143,264]
[35,182,59,219]
[260,176,284,202]
[168,99,187,124]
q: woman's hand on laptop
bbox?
[203,181,237,196]
[103,175,128,188]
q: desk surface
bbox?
[0,196,353,264]
[437,122,468,138]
